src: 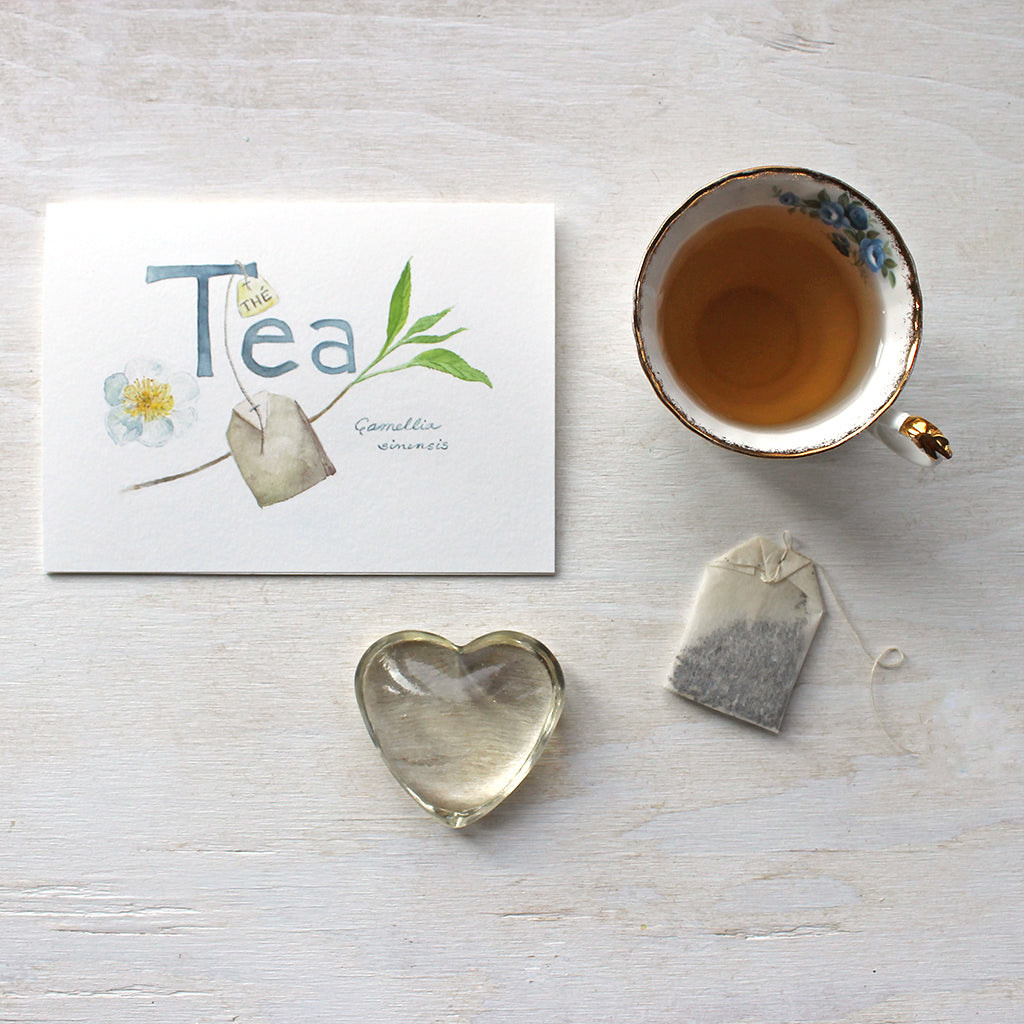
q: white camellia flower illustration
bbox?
[104,358,199,447]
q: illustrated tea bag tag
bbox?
[667,534,824,733]
[226,392,336,507]
[236,274,279,318]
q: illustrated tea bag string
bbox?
[224,262,266,451]
[715,532,921,756]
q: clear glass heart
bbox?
[355,630,565,827]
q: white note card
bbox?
[43,202,555,573]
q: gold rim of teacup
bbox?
[633,166,923,458]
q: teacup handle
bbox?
[870,409,952,466]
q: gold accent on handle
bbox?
[899,416,952,460]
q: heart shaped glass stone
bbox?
[355,631,565,828]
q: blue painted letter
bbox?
[310,319,356,374]
[146,263,256,377]
[242,317,299,378]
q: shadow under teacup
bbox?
[634,167,950,465]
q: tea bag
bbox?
[667,535,824,733]
[226,391,336,507]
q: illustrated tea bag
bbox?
[226,392,336,507]
[667,535,824,733]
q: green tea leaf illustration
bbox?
[408,348,492,387]
[386,260,412,347]
[401,308,452,340]
[394,328,466,349]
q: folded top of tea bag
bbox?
[667,535,824,733]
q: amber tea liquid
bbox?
[657,205,882,427]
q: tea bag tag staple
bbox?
[667,536,824,733]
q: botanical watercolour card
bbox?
[43,202,555,573]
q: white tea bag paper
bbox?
[668,536,824,733]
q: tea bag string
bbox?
[761,529,792,582]
[714,532,921,756]
[815,568,920,756]
[223,263,266,451]
[712,529,795,582]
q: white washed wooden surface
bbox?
[2,2,1022,1021]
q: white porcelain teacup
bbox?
[634,167,950,464]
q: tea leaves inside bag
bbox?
[667,536,824,733]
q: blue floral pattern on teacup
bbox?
[773,186,899,286]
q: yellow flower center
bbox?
[122,377,175,421]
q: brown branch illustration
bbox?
[124,380,359,492]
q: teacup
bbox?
[634,167,950,464]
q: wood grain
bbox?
[2,2,1022,1020]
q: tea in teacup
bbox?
[657,203,882,427]
[634,167,947,462]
